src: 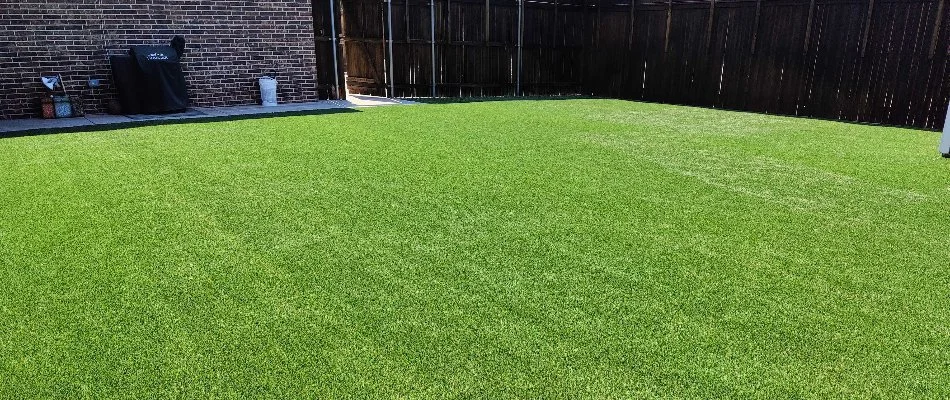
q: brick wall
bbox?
[0,0,325,119]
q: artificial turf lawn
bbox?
[1,99,949,398]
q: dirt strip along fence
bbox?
[331,0,950,130]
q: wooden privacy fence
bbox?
[591,0,950,130]
[334,0,588,97]
[316,0,950,130]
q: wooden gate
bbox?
[337,0,585,98]
[340,0,391,96]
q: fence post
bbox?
[705,0,715,52]
[329,0,342,99]
[386,0,395,97]
[628,0,636,49]
[802,0,816,54]
[485,0,490,42]
[664,0,672,53]
[750,0,761,54]
[430,0,437,97]
[859,0,875,57]
[930,0,945,59]
[517,0,524,96]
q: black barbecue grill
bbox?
[110,41,188,114]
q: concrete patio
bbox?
[0,95,415,136]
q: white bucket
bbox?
[259,76,278,106]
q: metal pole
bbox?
[940,103,950,157]
[430,0,437,97]
[387,0,395,97]
[329,0,341,99]
[516,0,523,96]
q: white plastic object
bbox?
[41,76,59,90]
[940,103,950,157]
[258,76,278,107]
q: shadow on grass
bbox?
[0,107,361,140]
[412,94,941,133]
[602,97,943,133]
[409,95,597,104]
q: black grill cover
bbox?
[110,55,142,114]
[130,45,188,113]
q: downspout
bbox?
[387,0,395,97]
[516,0,523,96]
[430,0,437,97]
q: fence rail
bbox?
[322,0,950,130]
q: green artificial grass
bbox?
[1,99,948,398]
